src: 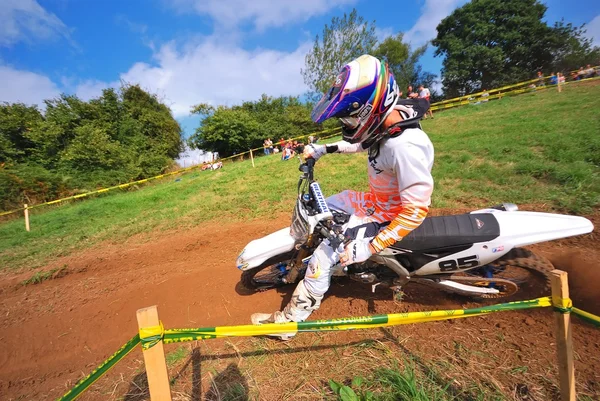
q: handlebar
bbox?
[305,157,315,181]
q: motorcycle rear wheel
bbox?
[240,252,297,292]
[465,247,553,299]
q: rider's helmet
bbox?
[311,54,400,145]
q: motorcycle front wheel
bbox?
[240,251,298,291]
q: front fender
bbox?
[236,227,296,270]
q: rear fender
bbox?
[236,227,295,271]
[472,210,594,246]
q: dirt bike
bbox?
[236,158,594,299]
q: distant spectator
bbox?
[263,139,271,155]
[279,137,285,151]
[577,67,585,80]
[308,135,315,144]
[480,88,490,102]
[537,71,545,86]
[268,138,274,153]
[418,85,434,119]
[549,72,558,86]
[570,71,579,81]
[584,64,595,78]
[557,72,565,92]
[281,145,292,161]
[406,85,418,99]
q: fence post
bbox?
[24,204,30,232]
[550,270,575,401]
[250,148,255,168]
[136,306,172,401]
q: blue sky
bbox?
[1,0,599,140]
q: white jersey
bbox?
[328,128,434,251]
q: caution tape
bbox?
[572,307,600,327]
[57,295,600,400]
[0,127,342,218]
[56,334,141,401]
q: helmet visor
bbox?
[311,68,350,123]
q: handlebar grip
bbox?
[306,157,315,181]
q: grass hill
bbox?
[1,81,599,271]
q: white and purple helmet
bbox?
[311,54,400,144]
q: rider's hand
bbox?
[303,144,327,161]
[340,239,376,266]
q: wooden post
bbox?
[136,306,172,401]
[24,204,30,232]
[551,270,576,401]
[250,148,255,168]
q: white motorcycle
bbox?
[236,159,594,299]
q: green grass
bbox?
[0,82,598,271]
[20,265,68,286]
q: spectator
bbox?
[480,88,490,102]
[549,72,558,86]
[281,145,292,161]
[557,72,565,93]
[584,64,595,78]
[418,84,434,119]
[263,139,271,155]
[268,138,274,153]
[406,85,419,99]
[308,135,315,144]
[577,67,585,80]
[537,71,545,86]
[279,137,285,151]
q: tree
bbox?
[0,84,184,209]
[189,95,323,157]
[373,34,439,99]
[433,0,600,97]
[549,21,600,73]
[0,103,43,163]
[302,9,377,100]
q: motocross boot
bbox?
[251,279,323,340]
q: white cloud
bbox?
[375,26,395,42]
[117,38,311,117]
[404,0,468,46]
[0,0,72,47]
[585,14,600,47]
[168,0,355,30]
[0,65,60,106]
[74,79,115,101]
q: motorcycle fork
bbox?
[284,234,318,283]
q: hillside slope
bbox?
[0,81,598,270]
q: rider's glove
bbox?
[340,239,376,266]
[303,144,327,161]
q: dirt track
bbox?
[0,215,598,400]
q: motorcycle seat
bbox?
[391,213,500,252]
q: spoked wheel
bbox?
[240,252,298,292]
[459,248,553,299]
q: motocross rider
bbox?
[251,54,435,339]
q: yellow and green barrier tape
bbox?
[57,334,141,401]
[572,307,600,327]
[143,296,553,347]
[56,296,600,400]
